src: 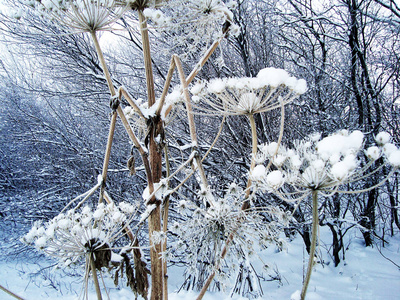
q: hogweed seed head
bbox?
[253,130,398,199]
[22,202,138,268]
[142,0,238,58]
[192,67,307,116]
[23,0,128,33]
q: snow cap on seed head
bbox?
[388,150,400,168]
[317,130,364,161]
[195,67,307,116]
[375,132,391,146]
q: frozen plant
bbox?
[17,0,242,298]
[251,130,399,300]
[169,185,288,294]
[191,67,307,206]
[22,201,140,299]
[23,0,128,33]
[191,67,307,116]
[143,0,240,58]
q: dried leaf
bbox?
[127,156,136,175]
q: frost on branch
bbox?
[191,67,307,116]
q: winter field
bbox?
[1,226,399,300]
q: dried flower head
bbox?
[253,130,397,200]
[169,189,286,287]
[22,202,139,268]
[143,0,239,57]
[23,0,128,32]
[191,67,307,116]
[120,0,164,11]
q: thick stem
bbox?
[149,205,163,300]
[301,190,319,300]
[90,253,103,300]
[138,10,163,300]
[138,10,156,106]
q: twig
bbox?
[375,242,400,269]
[174,55,212,205]
[0,284,25,300]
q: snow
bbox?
[266,170,284,189]
[251,165,266,181]
[375,132,391,146]
[331,161,349,180]
[383,143,398,156]
[366,146,380,161]
[317,131,363,160]
[208,78,227,94]
[388,150,400,167]
[1,227,399,299]
[257,67,290,88]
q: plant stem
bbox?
[90,253,103,300]
[138,10,163,300]
[162,145,171,300]
[301,190,319,300]
[0,284,25,300]
[138,10,156,106]
[90,31,116,96]
[98,112,117,203]
[243,113,258,207]
[174,55,211,204]
[90,30,117,203]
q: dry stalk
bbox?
[90,30,118,203]
[0,284,25,300]
[186,37,224,85]
[138,9,164,300]
[90,252,103,300]
[116,105,154,192]
[301,190,319,300]
[198,103,287,299]
[164,36,225,117]
[118,86,146,119]
[98,112,117,203]
[174,55,212,203]
[156,57,176,117]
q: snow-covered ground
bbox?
[1,227,399,300]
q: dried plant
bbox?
[251,130,399,299]
[15,1,398,299]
